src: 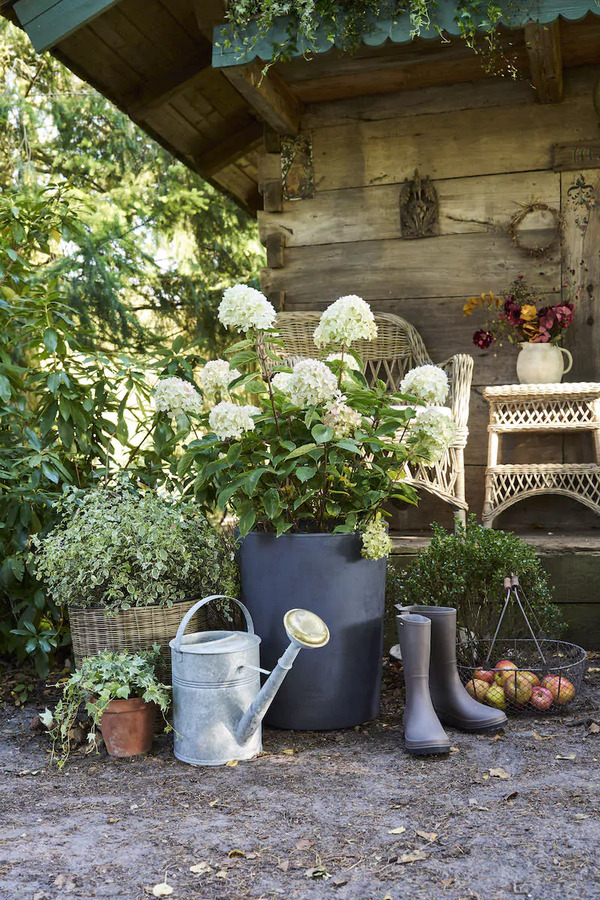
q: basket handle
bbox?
[172,595,254,652]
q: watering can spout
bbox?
[236,608,329,746]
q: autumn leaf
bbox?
[189,863,212,875]
[388,826,406,835]
[225,759,238,767]
[152,883,173,898]
[400,850,427,864]
[556,753,576,760]
[228,849,245,858]
[489,767,511,779]
[416,831,438,842]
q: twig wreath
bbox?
[508,201,562,258]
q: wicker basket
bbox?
[68,598,209,679]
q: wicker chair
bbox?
[275,311,474,527]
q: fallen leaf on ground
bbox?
[489,767,511,779]
[282,749,294,755]
[296,839,312,850]
[331,875,348,887]
[208,798,219,807]
[468,798,489,811]
[189,863,212,875]
[556,753,576,760]
[277,860,290,873]
[152,884,173,898]
[503,791,519,802]
[215,870,227,879]
[228,849,245,858]
[532,731,552,741]
[573,813,590,820]
[449,747,460,753]
[225,759,238,767]
[442,876,455,887]
[53,874,76,891]
[416,831,438,842]
[304,865,331,880]
[400,851,427,864]
[388,826,406,835]
[589,722,600,734]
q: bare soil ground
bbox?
[1,658,599,900]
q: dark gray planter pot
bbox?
[238,531,386,730]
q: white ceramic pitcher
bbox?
[516,342,573,384]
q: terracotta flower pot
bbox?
[99,697,156,758]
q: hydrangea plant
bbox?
[171,286,456,560]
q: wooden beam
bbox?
[193,0,226,42]
[126,49,212,117]
[197,120,263,176]
[524,20,563,104]
[222,62,304,136]
[14,0,121,52]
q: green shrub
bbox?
[393,517,565,641]
[32,483,239,614]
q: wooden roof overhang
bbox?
[2,0,600,215]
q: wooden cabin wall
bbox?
[258,67,600,532]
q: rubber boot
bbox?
[402,606,508,733]
[396,613,450,755]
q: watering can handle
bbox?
[173,595,255,652]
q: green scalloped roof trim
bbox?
[212,0,600,67]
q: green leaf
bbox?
[296,466,317,483]
[226,443,242,465]
[312,423,333,444]
[237,501,256,537]
[263,487,280,518]
[285,442,317,460]
[335,439,361,453]
[244,467,267,496]
[0,373,11,402]
[43,328,58,353]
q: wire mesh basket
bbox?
[457,637,587,715]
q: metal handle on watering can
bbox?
[173,595,255,653]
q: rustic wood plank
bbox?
[258,171,561,246]
[524,20,563,104]
[15,0,120,52]
[198,121,263,177]
[552,141,600,171]
[222,61,304,136]
[310,71,596,192]
[192,0,226,41]
[260,180,283,212]
[261,235,560,306]
[265,233,285,268]
[126,48,212,117]
[258,152,281,183]
[562,168,600,382]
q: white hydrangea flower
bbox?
[218,283,276,333]
[361,516,392,560]
[314,295,377,348]
[153,377,203,418]
[288,359,340,408]
[412,406,456,465]
[400,365,449,405]
[208,401,261,440]
[326,352,361,372]
[199,359,241,400]
[324,398,363,439]
[271,371,294,394]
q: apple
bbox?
[485,683,508,710]
[520,670,540,689]
[465,678,490,701]
[543,675,576,705]
[530,686,554,710]
[503,672,533,706]
[494,659,518,685]
[474,667,495,685]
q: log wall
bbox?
[258,67,600,530]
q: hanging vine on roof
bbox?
[225,0,516,75]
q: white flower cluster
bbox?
[314,295,377,348]
[208,401,261,440]
[199,359,241,400]
[218,284,276,333]
[153,377,203,418]
[326,352,361,372]
[361,516,392,560]
[288,359,340,408]
[400,365,449,405]
[324,398,363,439]
[271,371,294,393]
[412,406,456,465]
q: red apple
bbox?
[474,667,495,685]
[465,678,490,701]
[530,686,554,710]
[520,670,541,689]
[485,683,508,709]
[494,659,518,685]
[543,675,576,705]
[503,672,533,706]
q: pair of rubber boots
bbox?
[396,606,507,755]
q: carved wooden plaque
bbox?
[399,169,438,239]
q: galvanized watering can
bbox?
[170,594,330,766]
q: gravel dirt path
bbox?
[1,658,599,900]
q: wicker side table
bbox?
[482,382,600,528]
